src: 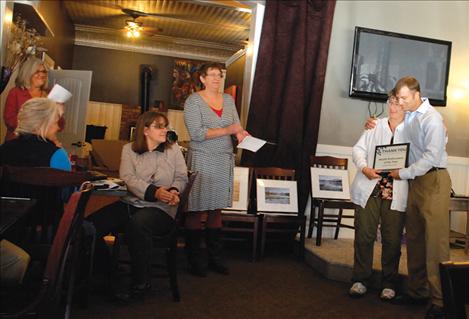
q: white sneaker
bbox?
[349,282,367,297]
[380,288,396,300]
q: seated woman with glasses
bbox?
[3,57,64,145]
[87,111,188,301]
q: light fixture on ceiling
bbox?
[125,19,142,38]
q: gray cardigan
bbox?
[119,142,188,218]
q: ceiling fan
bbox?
[121,8,163,38]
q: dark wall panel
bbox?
[72,46,179,106]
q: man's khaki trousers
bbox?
[406,169,451,306]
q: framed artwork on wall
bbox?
[225,166,250,211]
[310,167,350,200]
[256,179,298,213]
[170,59,204,110]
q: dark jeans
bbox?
[127,206,175,285]
[87,201,175,285]
[86,201,130,274]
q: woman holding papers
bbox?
[348,92,407,301]
[87,111,188,301]
[4,57,65,143]
[183,62,249,277]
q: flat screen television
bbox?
[349,26,452,106]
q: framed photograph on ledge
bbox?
[310,167,350,200]
[225,167,249,211]
[256,179,298,213]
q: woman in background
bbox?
[183,62,249,277]
[3,56,64,145]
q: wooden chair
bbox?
[439,261,469,319]
[254,167,306,260]
[308,156,356,246]
[0,183,93,319]
[221,167,262,262]
[1,166,90,245]
[111,171,198,302]
[0,166,94,309]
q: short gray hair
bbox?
[15,56,48,90]
[15,98,60,141]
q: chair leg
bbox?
[316,203,325,246]
[334,209,343,240]
[252,217,259,262]
[260,216,267,259]
[298,216,306,260]
[166,241,180,302]
[307,203,315,239]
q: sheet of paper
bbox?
[48,84,72,103]
[237,136,267,152]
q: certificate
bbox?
[373,143,410,171]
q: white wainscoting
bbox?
[306,144,469,239]
[86,101,122,140]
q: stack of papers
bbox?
[91,178,126,191]
[48,84,72,103]
[237,136,267,152]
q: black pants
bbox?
[87,201,174,284]
[128,206,174,284]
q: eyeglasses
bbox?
[34,69,47,76]
[149,123,169,129]
[205,73,224,79]
[387,99,399,106]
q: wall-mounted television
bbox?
[349,26,452,106]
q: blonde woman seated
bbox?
[0,97,70,170]
[349,92,407,301]
[87,111,188,300]
[0,98,71,289]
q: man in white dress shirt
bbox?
[388,76,451,319]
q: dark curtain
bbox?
[241,0,336,212]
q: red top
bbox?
[4,87,65,141]
[210,106,223,117]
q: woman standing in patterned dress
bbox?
[183,62,249,277]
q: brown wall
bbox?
[72,46,205,107]
[37,1,75,69]
[225,54,246,113]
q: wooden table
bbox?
[0,197,37,237]
[449,196,469,254]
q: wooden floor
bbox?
[304,237,469,289]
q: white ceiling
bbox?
[64,0,253,62]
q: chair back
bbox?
[0,166,89,244]
[310,155,348,170]
[4,183,93,318]
[254,167,295,181]
[175,171,198,222]
[440,261,469,319]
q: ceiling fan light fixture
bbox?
[125,20,143,38]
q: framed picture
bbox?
[170,59,204,110]
[42,52,55,70]
[256,179,298,213]
[225,167,249,211]
[310,167,350,200]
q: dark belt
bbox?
[426,167,446,174]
